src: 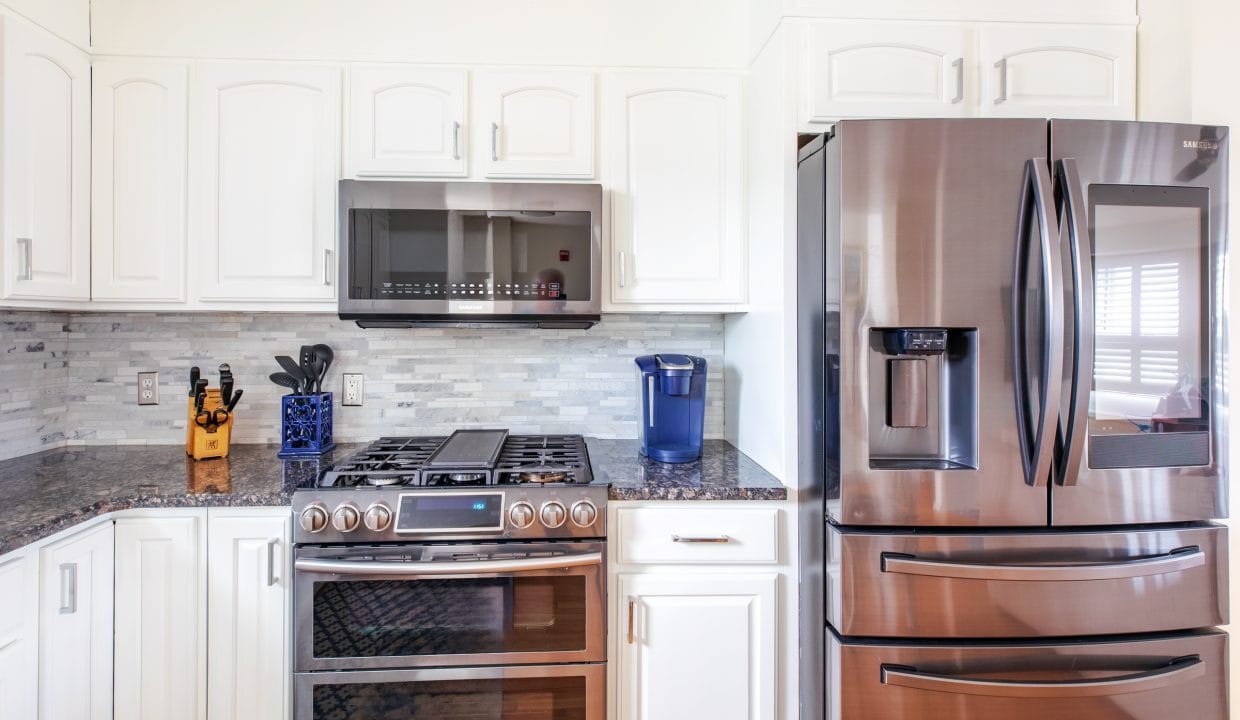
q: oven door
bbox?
[295,663,605,720]
[294,541,605,671]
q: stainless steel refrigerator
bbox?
[796,119,1230,720]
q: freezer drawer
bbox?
[827,629,1228,720]
[827,524,1226,638]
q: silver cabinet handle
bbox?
[322,249,333,286]
[490,122,499,161]
[451,121,461,160]
[627,596,636,644]
[1055,158,1092,488]
[617,250,627,288]
[951,57,964,104]
[296,551,602,576]
[267,538,279,587]
[672,534,731,544]
[59,563,77,615]
[17,238,32,281]
[881,656,1203,698]
[881,546,1205,582]
[994,57,1009,104]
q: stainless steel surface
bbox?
[1057,157,1092,488]
[295,551,602,576]
[1050,120,1229,525]
[267,539,279,587]
[17,238,32,281]
[826,523,1227,638]
[299,503,328,533]
[994,58,1008,104]
[451,120,461,160]
[293,663,606,720]
[887,358,928,428]
[330,503,360,533]
[362,503,391,532]
[827,628,1226,719]
[508,500,535,528]
[540,500,567,528]
[880,655,1204,698]
[570,500,598,527]
[490,122,499,161]
[951,58,964,104]
[671,534,731,544]
[655,355,695,371]
[58,562,76,615]
[322,248,332,286]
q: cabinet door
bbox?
[192,62,341,301]
[92,59,189,301]
[804,22,971,122]
[0,14,90,300]
[981,25,1135,120]
[606,71,744,305]
[347,65,467,177]
[474,69,594,178]
[115,516,206,720]
[38,522,114,720]
[206,510,290,720]
[617,573,777,720]
[0,552,37,720]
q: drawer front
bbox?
[616,507,779,564]
[828,524,1226,637]
[828,629,1227,720]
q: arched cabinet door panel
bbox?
[347,65,468,177]
[475,69,595,178]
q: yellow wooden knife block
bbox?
[186,389,233,461]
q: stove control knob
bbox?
[331,503,361,533]
[540,500,567,529]
[299,503,330,533]
[509,501,536,529]
[363,503,393,532]
[570,500,598,528]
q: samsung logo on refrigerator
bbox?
[1184,139,1220,150]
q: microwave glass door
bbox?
[350,209,593,302]
[1088,185,1211,468]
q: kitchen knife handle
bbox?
[994,57,1009,104]
[627,596,636,644]
[452,121,461,160]
[322,249,333,286]
[16,238,32,281]
[267,538,279,587]
[59,563,77,615]
[490,122,499,162]
[226,389,243,412]
[951,57,964,104]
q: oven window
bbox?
[312,576,587,659]
[312,676,587,720]
[349,209,592,301]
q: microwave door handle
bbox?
[294,551,603,576]
[1056,157,1092,487]
[881,655,1204,698]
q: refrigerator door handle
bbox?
[880,545,1205,581]
[880,655,1203,698]
[1056,157,1093,487]
[1012,158,1064,487]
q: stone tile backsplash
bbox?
[0,311,724,459]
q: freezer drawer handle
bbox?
[881,655,1203,698]
[295,551,602,576]
[880,546,1204,581]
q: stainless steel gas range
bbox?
[292,430,608,720]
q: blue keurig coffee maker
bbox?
[634,354,707,463]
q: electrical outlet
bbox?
[343,373,364,406]
[138,371,159,405]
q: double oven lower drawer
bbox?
[827,524,1227,638]
[828,628,1228,720]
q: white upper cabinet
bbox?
[192,62,341,302]
[980,25,1135,120]
[606,71,745,306]
[91,59,189,301]
[805,22,971,122]
[0,13,90,301]
[347,65,468,178]
[475,69,595,178]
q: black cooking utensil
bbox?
[299,345,317,394]
[269,372,301,395]
[189,366,200,397]
[275,356,307,394]
[312,344,334,392]
[225,389,244,412]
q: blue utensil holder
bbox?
[279,392,336,457]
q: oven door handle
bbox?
[294,551,603,576]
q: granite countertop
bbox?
[0,438,785,555]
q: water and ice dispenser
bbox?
[868,328,978,470]
[635,354,707,463]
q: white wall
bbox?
[0,0,88,48]
[90,0,748,68]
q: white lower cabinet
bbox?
[38,521,115,720]
[114,514,207,720]
[0,550,37,720]
[206,509,291,720]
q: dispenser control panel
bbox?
[880,329,949,356]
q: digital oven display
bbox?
[395,492,505,533]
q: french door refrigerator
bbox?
[796,119,1229,720]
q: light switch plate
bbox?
[138,371,159,405]
[343,373,364,406]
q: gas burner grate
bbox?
[317,437,446,488]
[494,435,593,486]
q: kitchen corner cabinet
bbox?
[0,12,90,302]
[0,551,37,720]
[979,25,1135,120]
[206,509,291,720]
[474,69,595,178]
[347,65,469,178]
[114,515,207,720]
[37,521,114,720]
[605,71,745,307]
[192,62,341,303]
[91,59,189,302]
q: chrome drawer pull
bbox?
[671,535,731,544]
[627,596,635,645]
[267,538,279,587]
[880,546,1204,582]
[881,655,1203,698]
[59,563,77,615]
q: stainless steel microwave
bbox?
[338,181,602,329]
